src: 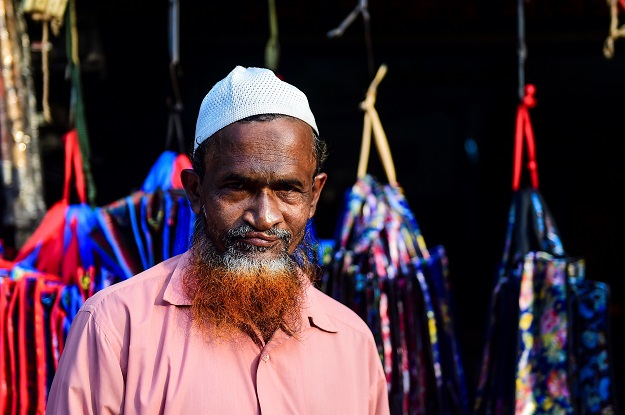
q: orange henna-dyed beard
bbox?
[182,218,318,347]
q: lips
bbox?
[240,232,280,248]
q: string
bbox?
[603,0,625,59]
[357,64,397,186]
[166,0,185,153]
[42,21,51,124]
[517,0,526,100]
[512,0,539,190]
[22,0,69,126]
[512,85,539,191]
[265,0,280,73]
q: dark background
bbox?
[13,0,625,409]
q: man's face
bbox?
[183,117,327,258]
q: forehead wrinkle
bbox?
[204,120,316,178]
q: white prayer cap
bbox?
[194,66,318,152]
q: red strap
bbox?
[5,280,17,415]
[33,279,46,414]
[49,285,67,369]
[620,0,625,10]
[63,129,87,204]
[16,279,27,415]
[512,84,539,190]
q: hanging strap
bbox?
[62,129,87,204]
[23,0,68,125]
[357,63,397,186]
[603,0,625,59]
[512,84,539,191]
[165,0,186,153]
[41,21,52,124]
[265,0,280,72]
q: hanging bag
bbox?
[323,64,468,415]
[473,85,616,415]
[13,130,125,300]
[13,130,86,279]
[94,150,194,280]
[0,265,66,414]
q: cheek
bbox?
[283,208,311,242]
[203,198,240,235]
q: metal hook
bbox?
[327,0,374,76]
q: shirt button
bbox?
[261,353,270,362]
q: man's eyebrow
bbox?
[222,174,305,189]
[222,173,249,182]
[274,178,306,189]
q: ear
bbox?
[181,169,203,215]
[308,173,327,219]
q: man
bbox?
[46,66,390,414]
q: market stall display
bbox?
[322,65,468,415]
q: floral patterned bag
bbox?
[568,265,616,415]
[474,86,616,414]
[474,188,617,415]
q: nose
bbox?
[242,190,283,231]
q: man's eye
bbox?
[276,187,302,201]
[275,185,296,195]
[227,183,244,190]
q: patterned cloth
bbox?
[322,174,468,415]
[474,188,616,415]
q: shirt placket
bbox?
[255,329,293,414]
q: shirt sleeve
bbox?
[369,339,391,415]
[46,309,125,415]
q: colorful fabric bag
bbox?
[473,86,616,415]
[322,65,468,415]
[94,150,195,280]
[13,130,126,299]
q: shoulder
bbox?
[59,254,187,375]
[308,286,374,339]
[306,286,386,383]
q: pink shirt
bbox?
[46,252,390,414]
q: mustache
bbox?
[190,214,321,283]
[225,223,292,246]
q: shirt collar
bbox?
[162,251,192,306]
[163,251,338,333]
